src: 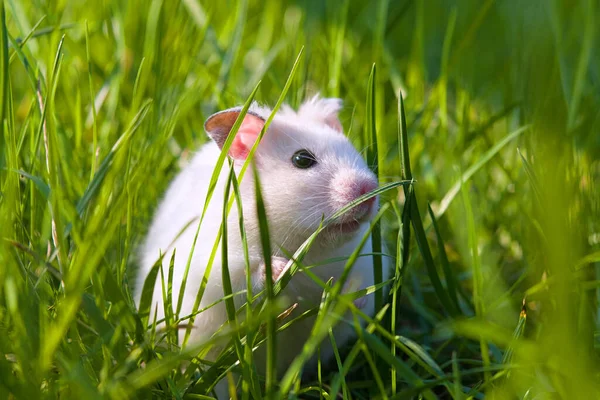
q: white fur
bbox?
[135,97,389,397]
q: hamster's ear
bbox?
[298,94,344,133]
[204,108,266,160]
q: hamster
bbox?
[135,95,387,395]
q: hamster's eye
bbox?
[291,149,317,169]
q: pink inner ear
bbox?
[325,116,343,132]
[229,115,265,159]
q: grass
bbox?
[1,0,599,398]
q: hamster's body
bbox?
[136,96,388,395]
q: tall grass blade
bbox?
[397,92,413,278]
[361,331,437,400]
[230,163,262,399]
[327,329,349,399]
[6,31,37,93]
[328,0,349,97]
[389,91,419,388]
[160,250,177,346]
[365,64,384,313]
[0,3,8,133]
[439,8,456,132]
[252,162,277,398]
[214,0,248,102]
[329,306,388,398]
[219,162,247,393]
[459,177,490,381]
[566,0,594,130]
[517,148,542,204]
[411,193,459,316]
[502,300,527,374]
[84,21,98,178]
[451,352,463,400]
[427,203,461,313]
[43,35,69,269]
[389,202,404,396]
[137,258,162,335]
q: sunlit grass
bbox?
[0,0,599,399]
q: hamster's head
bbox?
[204,95,379,249]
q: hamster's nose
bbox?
[351,178,378,221]
[358,180,378,206]
[330,171,379,220]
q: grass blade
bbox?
[327,328,349,399]
[252,162,277,397]
[575,251,600,270]
[219,162,247,393]
[565,0,594,130]
[397,91,413,275]
[396,89,458,317]
[362,331,437,400]
[427,203,461,313]
[459,177,490,381]
[439,8,456,132]
[411,192,459,316]
[329,306,388,398]
[160,250,177,346]
[0,3,8,132]
[451,351,463,400]
[327,0,349,97]
[517,148,542,204]
[502,300,527,372]
[230,162,262,399]
[365,64,384,313]
[137,255,162,328]
[214,0,248,103]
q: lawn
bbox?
[0,0,599,398]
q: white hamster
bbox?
[136,95,387,391]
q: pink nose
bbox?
[359,180,378,206]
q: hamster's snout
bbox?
[353,179,378,220]
[358,180,377,206]
[330,170,379,223]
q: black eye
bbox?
[291,149,317,169]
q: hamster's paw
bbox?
[271,256,289,281]
[260,256,289,282]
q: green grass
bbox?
[1,0,599,398]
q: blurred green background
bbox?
[0,0,598,398]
